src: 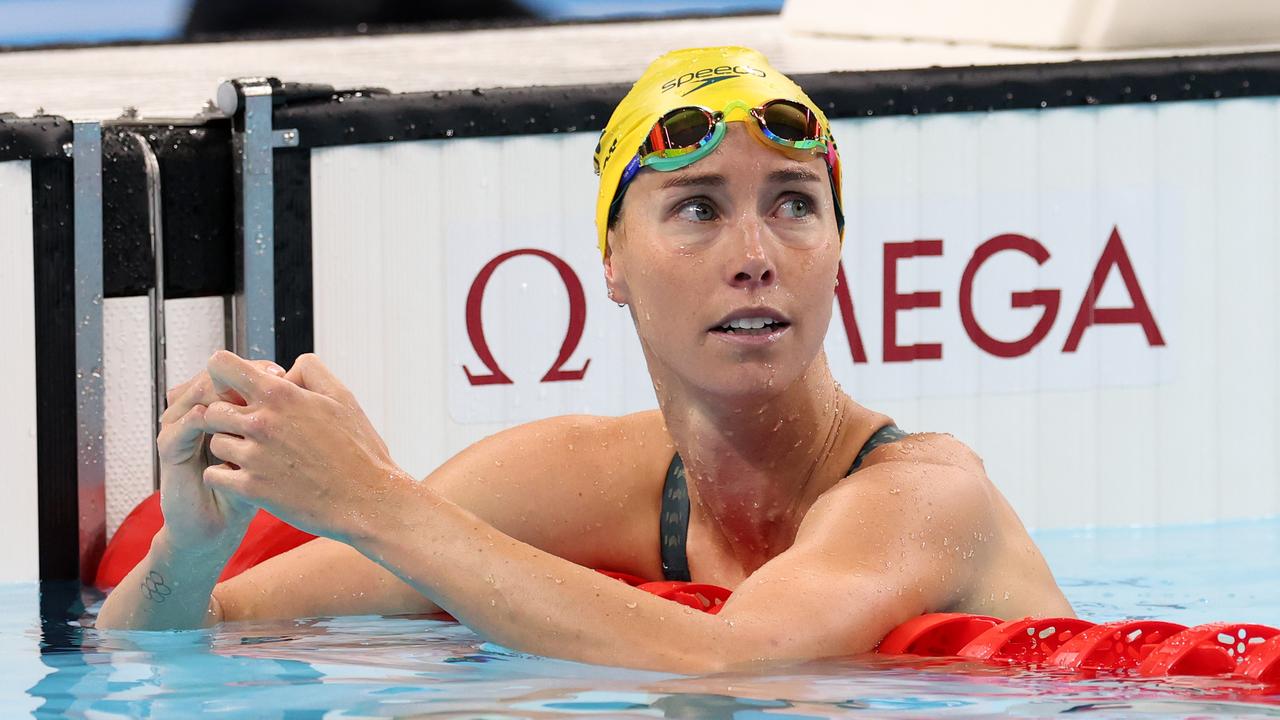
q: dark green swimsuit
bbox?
[659,424,908,582]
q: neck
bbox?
[655,354,860,571]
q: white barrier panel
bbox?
[103,296,225,538]
[0,161,39,583]
[313,97,1280,530]
[104,297,152,540]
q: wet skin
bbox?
[97,124,1073,672]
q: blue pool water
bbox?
[4,518,1279,718]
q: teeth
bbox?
[724,317,777,330]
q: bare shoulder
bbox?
[834,431,989,499]
[784,432,1001,610]
[804,432,994,543]
[424,410,672,566]
[861,431,985,475]
[439,410,671,478]
[798,430,1070,616]
[428,410,674,513]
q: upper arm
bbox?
[711,441,995,662]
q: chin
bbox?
[697,358,807,401]
[642,331,820,402]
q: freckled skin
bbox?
[98,124,1072,672]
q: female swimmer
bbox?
[98,46,1073,672]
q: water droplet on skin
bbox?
[625,601,637,609]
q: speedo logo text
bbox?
[662,65,767,96]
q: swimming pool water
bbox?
[5,518,1279,718]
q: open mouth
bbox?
[709,317,791,336]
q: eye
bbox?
[778,196,813,219]
[675,199,717,222]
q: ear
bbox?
[602,228,630,305]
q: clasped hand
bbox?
[196,350,403,542]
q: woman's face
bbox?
[605,122,841,400]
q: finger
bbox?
[156,404,208,461]
[209,373,247,406]
[285,353,356,405]
[219,360,284,400]
[203,463,251,500]
[165,369,211,405]
[207,350,280,404]
[165,378,192,407]
[208,432,253,467]
[161,375,214,424]
[162,370,252,425]
[207,360,270,406]
[203,400,253,436]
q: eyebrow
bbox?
[658,172,726,190]
[657,167,822,191]
[767,167,823,185]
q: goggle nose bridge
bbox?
[716,99,755,122]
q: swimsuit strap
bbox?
[848,423,909,474]
[659,423,909,582]
[660,454,693,582]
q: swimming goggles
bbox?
[603,99,840,225]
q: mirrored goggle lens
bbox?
[644,107,715,155]
[759,100,821,143]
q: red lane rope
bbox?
[1136,623,1280,677]
[1047,619,1188,671]
[1241,635,1280,684]
[957,617,1095,663]
[876,613,1280,685]
[877,613,1000,656]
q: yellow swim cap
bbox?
[593,46,842,256]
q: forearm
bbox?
[95,528,234,630]
[348,478,730,672]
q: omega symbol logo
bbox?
[463,248,591,386]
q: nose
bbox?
[727,217,776,289]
